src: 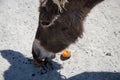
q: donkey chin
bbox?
[32,0,104,66]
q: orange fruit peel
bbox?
[34,60,41,67]
[61,50,71,58]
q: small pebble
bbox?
[32,73,35,77]
[106,53,111,56]
[12,57,15,59]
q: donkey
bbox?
[32,0,104,66]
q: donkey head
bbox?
[39,0,68,27]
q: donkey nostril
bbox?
[41,21,50,25]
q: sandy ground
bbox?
[0,0,120,80]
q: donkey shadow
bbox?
[66,72,120,80]
[0,50,63,80]
[1,50,120,80]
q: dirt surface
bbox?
[0,0,120,80]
